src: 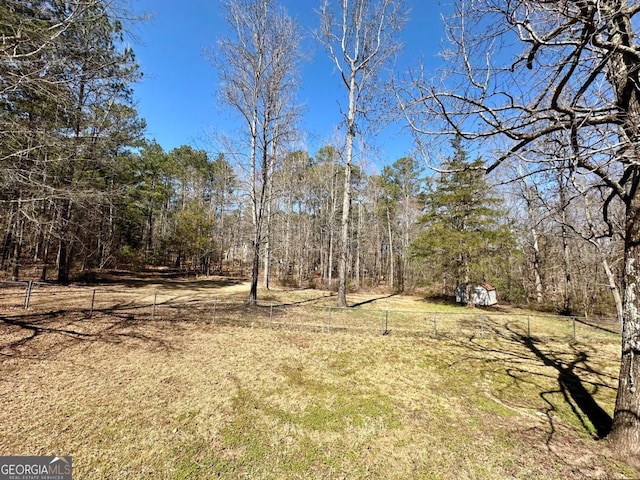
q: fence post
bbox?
[270,303,274,328]
[572,316,576,341]
[527,316,531,338]
[433,313,438,338]
[385,309,389,335]
[212,298,217,324]
[23,281,33,309]
[151,293,157,320]
[89,289,96,318]
[381,310,389,336]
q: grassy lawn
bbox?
[0,278,636,479]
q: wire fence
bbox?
[0,280,621,343]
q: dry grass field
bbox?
[0,272,637,479]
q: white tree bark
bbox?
[318,0,407,307]
[214,0,302,304]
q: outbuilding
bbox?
[454,283,497,306]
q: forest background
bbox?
[0,0,624,320]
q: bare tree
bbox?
[378,156,424,291]
[398,0,640,458]
[317,0,407,307]
[213,0,302,304]
[310,145,342,287]
[513,169,547,305]
[572,179,625,321]
[513,156,624,316]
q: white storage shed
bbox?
[454,283,497,306]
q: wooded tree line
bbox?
[1,0,143,283]
[0,0,626,319]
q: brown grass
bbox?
[0,275,636,479]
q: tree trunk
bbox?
[40,219,54,282]
[11,207,24,282]
[606,0,640,456]
[609,196,640,457]
[337,64,358,307]
[283,190,292,282]
[337,155,351,307]
[248,108,259,304]
[248,124,263,306]
[249,235,260,305]
[327,167,337,287]
[2,202,17,269]
[56,198,72,283]
[262,132,275,290]
[262,218,271,290]
[602,257,624,323]
[531,226,544,303]
[355,201,361,288]
[145,205,154,263]
[560,222,572,314]
[328,227,334,287]
[580,188,623,322]
[386,204,394,290]
[464,260,473,307]
[558,181,573,315]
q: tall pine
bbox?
[0,0,144,281]
[412,136,514,296]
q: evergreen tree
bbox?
[412,136,514,297]
[118,141,174,264]
[0,0,144,281]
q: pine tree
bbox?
[0,0,144,281]
[412,136,513,298]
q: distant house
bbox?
[454,283,497,306]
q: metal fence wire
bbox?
[0,281,621,342]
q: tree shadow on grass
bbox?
[256,292,336,307]
[350,294,396,308]
[453,321,614,441]
[0,291,270,362]
[77,269,247,292]
[0,307,178,361]
[521,334,613,439]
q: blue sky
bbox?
[131,0,449,170]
